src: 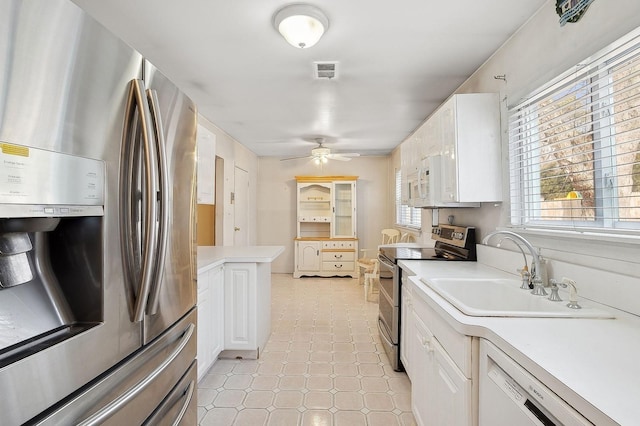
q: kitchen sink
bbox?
[421,277,615,318]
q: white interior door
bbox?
[233,166,249,246]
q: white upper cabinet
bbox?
[196,124,216,204]
[401,93,502,207]
[439,93,502,204]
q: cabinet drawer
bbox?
[321,251,355,261]
[412,289,473,378]
[322,240,355,249]
[322,261,355,272]
[299,216,331,222]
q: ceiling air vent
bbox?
[314,61,338,79]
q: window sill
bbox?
[501,225,640,247]
[395,224,421,232]
[496,226,640,277]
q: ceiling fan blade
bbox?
[327,153,360,161]
[327,155,351,161]
[280,155,312,161]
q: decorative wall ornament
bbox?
[556,0,596,26]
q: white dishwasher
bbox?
[479,340,593,426]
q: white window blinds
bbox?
[395,170,421,228]
[508,30,640,233]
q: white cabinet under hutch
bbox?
[294,176,358,278]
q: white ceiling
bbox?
[72,0,546,158]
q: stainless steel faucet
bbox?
[496,236,531,290]
[482,230,547,296]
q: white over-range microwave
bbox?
[407,155,441,207]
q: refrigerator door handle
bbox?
[76,322,195,426]
[143,378,195,426]
[121,78,159,323]
[169,380,195,426]
[145,88,169,316]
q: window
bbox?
[509,29,640,234]
[395,170,422,228]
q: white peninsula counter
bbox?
[197,245,284,273]
[196,246,284,381]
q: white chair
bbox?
[400,232,415,243]
[364,258,380,302]
[358,228,400,287]
[381,228,400,245]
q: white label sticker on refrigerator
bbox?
[0,143,103,205]
[0,143,31,200]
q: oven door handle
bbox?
[377,256,395,270]
[377,318,395,348]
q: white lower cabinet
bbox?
[294,239,358,278]
[197,260,274,382]
[404,278,476,426]
[223,262,272,358]
[210,266,224,359]
[197,264,224,381]
[410,311,431,426]
[400,277,413,376]
[295,240,321,274]
[430,338,473,426]
[224,263,256,350]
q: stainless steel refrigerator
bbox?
[0,0,198,424]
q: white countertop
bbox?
[197,246,284,274]
[379,242,435,249]
[399,260,639,426]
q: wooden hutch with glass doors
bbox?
[293,176,358,278]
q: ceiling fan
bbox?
[280,138,360,164]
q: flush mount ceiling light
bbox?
[273,4,329,49]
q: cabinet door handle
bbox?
[335,264,343,268]
[335,254,342,259]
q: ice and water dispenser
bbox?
[0,143,104,365]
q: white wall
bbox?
[202,0,640,278]
[257,156,390,274]
[390,0,640,275]
[198,115,259,246]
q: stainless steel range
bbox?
[377,224,476,371]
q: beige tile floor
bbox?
[197,274,416,426]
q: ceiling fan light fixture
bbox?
[273,4,329,49]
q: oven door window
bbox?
[377,259,396,303]
[378,274,394,302]
[378,289,399,343]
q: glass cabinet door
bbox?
[332,181,356,238]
